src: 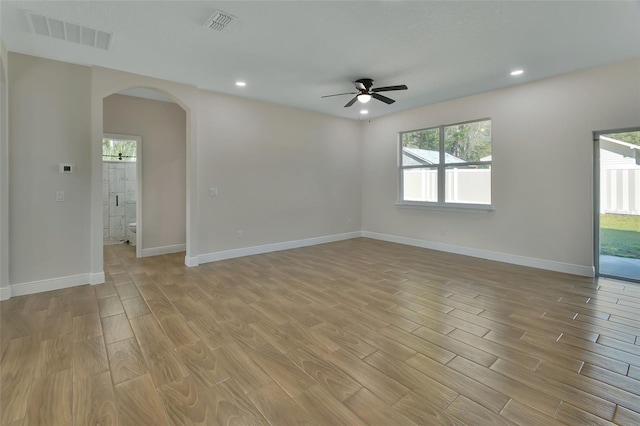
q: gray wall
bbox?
[361,59,640,271]
[1,42,9,294]
[8,53,91,284]
[196,91,362,254]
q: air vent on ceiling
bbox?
[25,11,113,50]
[205,10,236,31]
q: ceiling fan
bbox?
[322,78,408,108]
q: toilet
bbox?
[128,223,136,246]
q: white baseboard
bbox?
[90,272,105,285]
[198,231,362,265]
[9,273,92,298]
[362,231,595,277]
[1,230,594,300]
[185,256,199,267]
[141,243,186,258]
[0,286,11,301]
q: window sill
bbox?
[395,201,494,213]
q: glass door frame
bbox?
[593,126,640,283]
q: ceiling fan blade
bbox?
[372,84,408,93]
[344,96,359,107]
[372,93,395,104]
[321,92,358,98]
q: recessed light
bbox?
[235,81,246,87]
[510,69,524,76]
[360,110,368,115]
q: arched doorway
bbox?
[90,68,199,284]
[102,89,187,259]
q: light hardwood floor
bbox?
[1,238,640,425]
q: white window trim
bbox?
[397,118,493,211]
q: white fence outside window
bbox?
[404,159,638,213]
[600,167,640,214]
[403,168,491,205]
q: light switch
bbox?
[209,187,218,197]
[56,191,65,202]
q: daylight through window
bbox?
[102,138,137,162]
[399,119,492,207]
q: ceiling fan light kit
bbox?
[322,78,408,108]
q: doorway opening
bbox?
[102,134,142,257]
[594,128,640,282]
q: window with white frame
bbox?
[399,119,492,207]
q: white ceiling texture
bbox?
[2,1,640,119]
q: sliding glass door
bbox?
[595,128,640,282]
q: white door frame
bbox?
[103,133,142,257]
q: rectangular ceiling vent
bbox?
[25,11,113,50]
[205,10,236,31]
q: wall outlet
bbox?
[209,187,218,197]
[236,230,243,239]
[347,216,352,224]
[56,191,65,202]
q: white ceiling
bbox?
[2,1,640,119]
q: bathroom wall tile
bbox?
[125,203,136,223]
[103,204,109,224]
[110,192,125,216]
[125,163,137,181]
[125,181,137,202]
[109,168,125,193]
[103,164,110,199]
[103,180,109,202]
[103,228,109,240]
[109,216,125,239]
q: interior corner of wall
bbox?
[0,285,12,301]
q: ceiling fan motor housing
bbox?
[355,78,374,92]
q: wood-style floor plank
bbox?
[325,348,410,405]
[491,358,617,420]
[176,340,229,387]
[406,353,510,413]
[157,375,216,425]
[247,382,315,426]
[24,369,72,426]
[106,338,148,385]
[445,395,516,425]
[392,391,463,426]
[294,384,367,425]
[344,387,417,425]
[0,366,34,425]
[72,335,109,382]
[500,399,564,426]
[447,355,561,417]
[287,346,363,402]
[114,374,169,426]
[73,371,119,426]
[1,239,639,426]
[362,350,458,409]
